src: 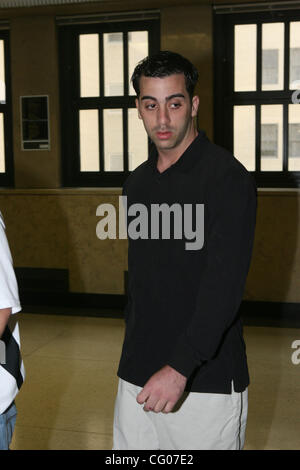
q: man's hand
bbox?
[136,365,187,414]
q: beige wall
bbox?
[1,188,300,303]
[0,0,299,304]
[246,191,300,303]
[10,15,61,188]
[161,4,213,138]
[0,189,127,295]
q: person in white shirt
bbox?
[0,211,24,450]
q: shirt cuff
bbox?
[167,335,203,379]
[0,299,21,314]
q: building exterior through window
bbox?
[214,6,300,187]
[59,13,160,187]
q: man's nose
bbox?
[157,105,170,126]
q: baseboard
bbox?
[240,300,300,328]
[19,294,300,328]
[15,267,300,327]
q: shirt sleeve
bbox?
[167,167,257,378]
[0,211,21,314]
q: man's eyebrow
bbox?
[141,95,157,101]
[166,93,185,101]
[140,93,186,101]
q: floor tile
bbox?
[9,313,300,450]
[11,425,112,450]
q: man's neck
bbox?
[156,128,198,173]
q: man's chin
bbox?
[153,138,176,151]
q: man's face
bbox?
[135,73,199,154]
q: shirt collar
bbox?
[148,129,209,175]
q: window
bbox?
[0,30,14,187]
[289,123,300,158]
[214,5,300,187]
[262,50,279,85]
[290,47,300,85]
[261,124,278,157]
[58,15,160,187]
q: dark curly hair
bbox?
[131,51,199,101]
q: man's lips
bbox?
[156,131,172,140]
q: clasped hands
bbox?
[136,365,187,414]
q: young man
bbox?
[0,212,24,450]
[113,51,257,450]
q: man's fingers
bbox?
[136,388,149,405]
[142,395,171,413]
[137,391,178,413]
[162,401,175,414]
[137,389,162,412]
[153,399,168,413]
[142,397,155,411]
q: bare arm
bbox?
[0,308,11,338]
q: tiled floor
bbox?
[9,313,300,450]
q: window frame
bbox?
[213,8,300,188]
[58,19,160,188]
[0,30,14,187]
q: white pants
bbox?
[113,378,248,450]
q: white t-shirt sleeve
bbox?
[0,211,21,314]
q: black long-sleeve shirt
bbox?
[117,129,257,394]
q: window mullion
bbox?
[284,21,290,92]
[256,103,261,172]
[123,31,129,172]
[257,21,262,93]
[123,31,129,96]
[256,22,262,173]
[99,33,104,98]
[123,107,128,172]
[99,106,104,173]
[99,33,104,172]
[284,21,289,173]
[283,102,288,172]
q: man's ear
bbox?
[191,95,199,118]
[135,98,142,119]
